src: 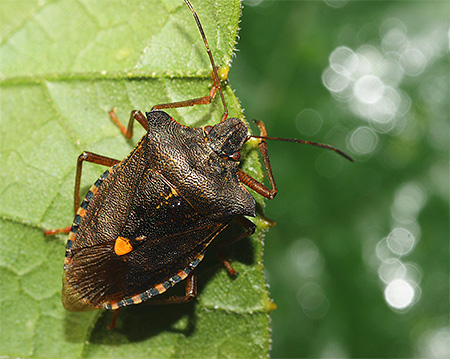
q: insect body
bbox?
[63,112,257,311]
[51,0,352,315]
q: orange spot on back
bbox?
[114,236,133,256]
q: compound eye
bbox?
[204,125,213,136]
[229,151,241,161]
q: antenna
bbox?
[184,0,228,120]
[251,135,354,162]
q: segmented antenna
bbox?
[251,135,354,162]
[184,0,228,120]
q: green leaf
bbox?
[0,1,272,358]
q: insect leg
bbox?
[237,120,278,200]
[44,226,72,236]
[109,74,226,138]
[44,152,120,236]
[74,152,120,215]
[216,216,256,275]
[150,66,228,122]
[107,309,120,330]
[109,109,148,139]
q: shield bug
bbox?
[46,0,353,323]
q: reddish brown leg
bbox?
[216,216,256,276]
[109,69,227,139]
[107,309,120,330]
[44,152,120,236]
[151,82,217,111]
[150,69,227,122]
[44,227,72,236]
[238,120,278,200]
[109,109,148,139]
[74,152,120,215]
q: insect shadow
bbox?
[91,301,197,342]
[63,222,255,343]
[62,284,198,343]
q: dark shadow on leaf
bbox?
[214,221,256,267]
[89,300,197,344]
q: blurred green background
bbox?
[231,0,449,358]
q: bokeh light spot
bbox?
[289,238,324,277]
[297,283,329,319]
[368,86,400,123]
[349,126,378,154]
[403,262,423,286]
[329,46,359,76]
[354,75,385,104]
[418,327,450,358]
[400,48,427,76]
[378,258,406,284]
[295,109,323,136]
[381,26,408,52]
[391,182,427,223]
[387,227,415,256]
[322,66,350,93]
[384,279,415,309]
[376,238,392,261]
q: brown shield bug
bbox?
[45,0,353,324]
